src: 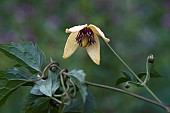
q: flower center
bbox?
[76,27,95,47]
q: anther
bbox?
[76,27,95,47]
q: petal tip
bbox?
[96,62,100,65]
[65,28,69,33]
[63,53,69,59]
[63,55,67,59]
[106,38,110,42]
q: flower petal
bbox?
[86,34,100,65]
[66,24,88,33]
[89,24,110,42]
[63,32,79,59]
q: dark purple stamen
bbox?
[76,27,95,47]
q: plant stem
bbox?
[105,42,163,103]
[60,73,70,99]
[54,62,170,112]
[51,97,62,104]
[143,56,150,84]
[85,81,169,111]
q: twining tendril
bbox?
[34,61,170,112]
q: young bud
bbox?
[50,63,59,72]
[125,82,130,88]
[148,54,154,63]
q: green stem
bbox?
[60,72,70,99]
[51,97,62,104]
[69,79,76,97]
[105,42,142,83]
[53,93,66,97]
[105,42,163,103]
[143,85,162,104]
[35,62,59,81]
[143,56,150,84]
[85,81,169,111]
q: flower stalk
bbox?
[43,61,170,112]
[104,41,163,104]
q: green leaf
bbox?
[121,70,136,82]
[115,77,130,86]
[137,73,145,79]
[68,70,87,103]
[39,71,60,97]
[150,69,162,78]
[30,80,44,95]
[82,90,96,113]
[30,70,60,97]
[0,68,31,107]
[23,94,51,113]
[137,70,162,79]
[62,90,96,113]
[62,98,83,113]
[0,41,46,73]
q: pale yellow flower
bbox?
[63,24,110,65]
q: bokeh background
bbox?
[0,0,170,113]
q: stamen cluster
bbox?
[76,27,95,47]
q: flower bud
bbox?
[148,54,154,63]
[125,82,130,88]
[50,63,59,72]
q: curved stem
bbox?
[51,97,62,104]
[143,56,150,84]
[69,79,76,97]
[60,72,70,99]
[85,81,169,111]
[105,42,163,103]
[53,93,66,97]
[50,61,170,112]
[36,61,59,81]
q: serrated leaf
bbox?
[115,77,130,86]
[0,41,46,73]
[68,70,87,103]
[121,70,136,82]
[31,71,60,97]
[23,94,51,113]
[0,68,31,107]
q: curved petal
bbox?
[66,24,88,33]
[89,24,110,42]
[86,34,100,65]
[63,32,79,59]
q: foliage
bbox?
[116,64,162,87]
[0,68,31,107]
[0,41,46,73]
[1,1,170,112]
[0,41,96,113]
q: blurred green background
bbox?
[0,0,170,113]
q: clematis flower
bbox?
[63,24,110,65]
